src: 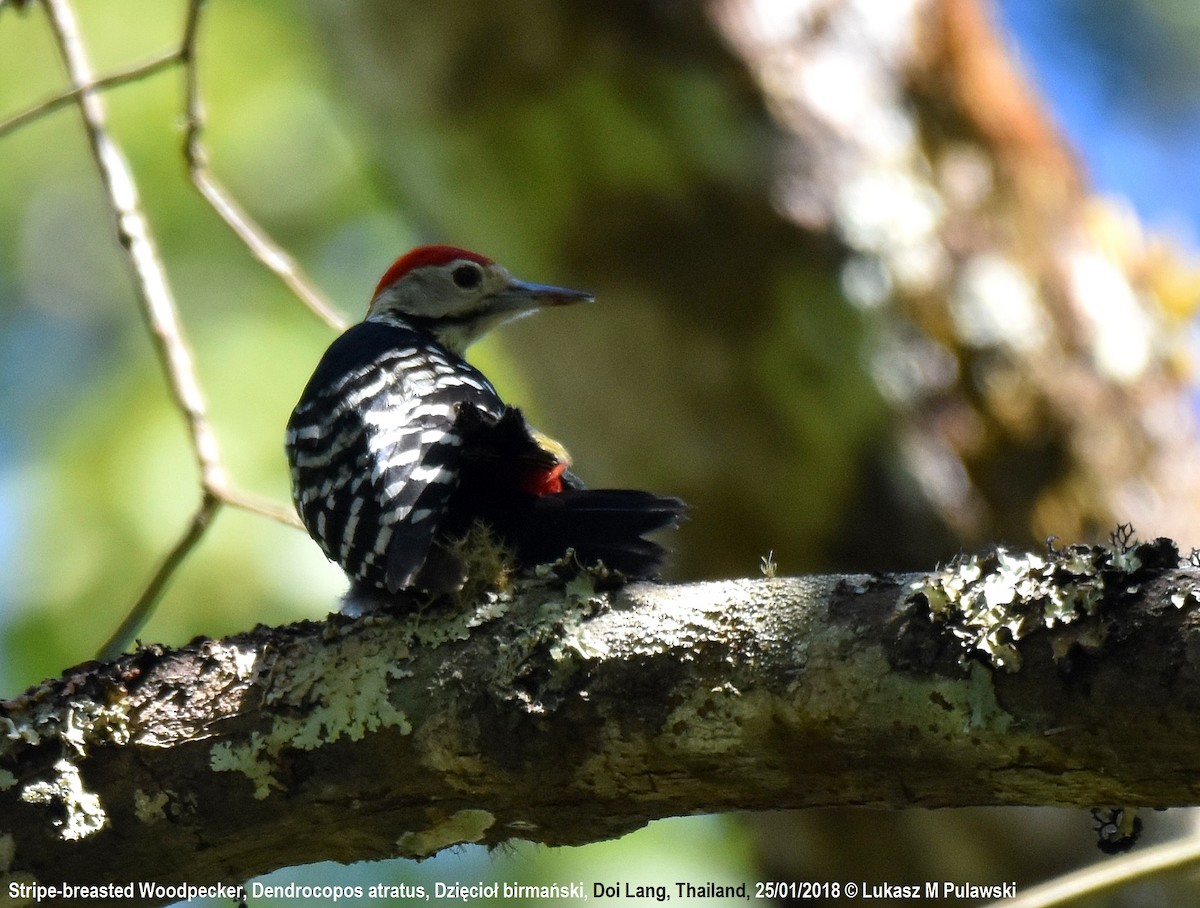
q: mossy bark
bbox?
[4,539,1200,904]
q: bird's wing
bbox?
[373,399,472,591]
[287,323,502,592]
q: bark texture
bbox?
[3,537,1200,903]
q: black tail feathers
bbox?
[519,488,687,578]
[454,403,686,579]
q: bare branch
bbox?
[43,0,226,494]
[42,0,228,656]
[179,0,347,331]
[39,0,304,657]
[986,834,1200,908]
[223,488,304,530]
[0,49,179,139]
[94,495,222,662]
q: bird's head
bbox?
[366,245,593,355]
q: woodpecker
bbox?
[285,244,685,601]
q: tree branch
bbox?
[0,48,180,139]
[4,537,1200,902]
[179,0,347,332]
[43,0,225,497]
[34,0,307,660]
[993,834,1200,908]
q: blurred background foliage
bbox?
[0,0,882,688]
[5,0,1200,904]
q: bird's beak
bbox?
[499,279,594,310]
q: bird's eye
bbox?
[452,264,483,289]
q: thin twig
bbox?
[224,488,303,530]
[95,495,222,662]
[43,0,227,495]
[985,833,1200,908]
[179,0,347,331]
[40,0,302,657]
[34,0,347,659]
[187,164,347,330]
[0,48,180,139]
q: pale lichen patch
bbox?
[210,632,413,798]
[548,574,610,663]
[395,808,494,858]
[407,589,513,649]
[285,678,410,752]
[1,694,133,843]
[1,697,131,760]
[62,702,131,753]
[905,536,1176,671]
[1168,584,1200,610]
[264,637,412,747]
[132,788,170,824]
[20,759,107,841]
[229,644,258,681]
[210,726,297,800]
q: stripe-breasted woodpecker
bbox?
[285,244,685,601]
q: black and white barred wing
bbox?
[286,324,500,593]
[371,392,473,592]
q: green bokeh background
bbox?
[0,0,885,688]
[2,1,868,900]
[12,1,1197,904]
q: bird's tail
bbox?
[456,404,687,578]
[520,488,687,578]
